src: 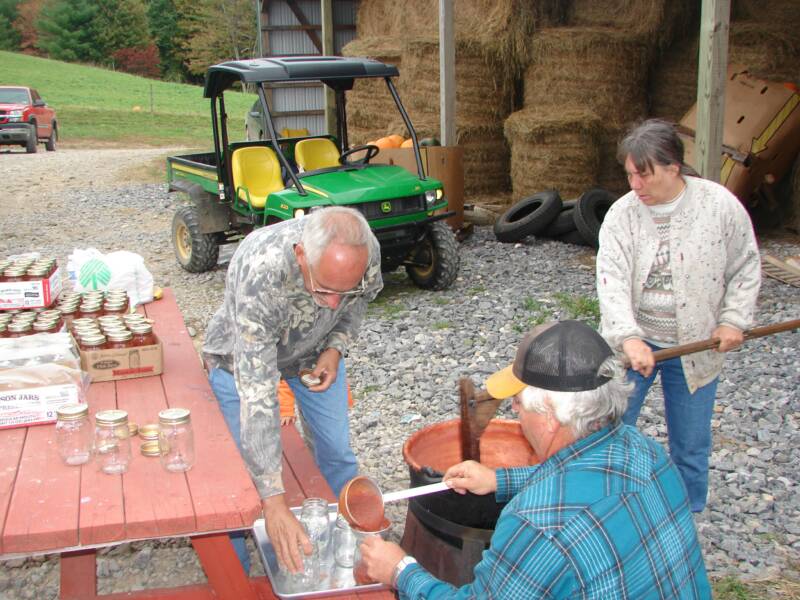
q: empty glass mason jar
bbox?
[332,514,356,568]
[300,497,331,554]
[55,403,92,465]
[94,409,132,474]
[158,408,194,472]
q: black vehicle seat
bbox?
[231,146,284,209]
[294,138,340,172]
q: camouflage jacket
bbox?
[203,218,383,498]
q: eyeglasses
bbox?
[307,264,366,297]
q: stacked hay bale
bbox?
[341,38,402,145]
[398,37,515,194]
[504,109,603,199]
[343,0,541,196]
[506,28,650,197]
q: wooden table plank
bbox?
[144,289,261,532]
[78,381,125,546]
[3,421,81,553]
[116,374,196,539]
[0,427,26,554]
[280,427,335,503]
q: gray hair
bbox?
[617,118,698,177]
[519,358,632,438]
[300,207,373,267]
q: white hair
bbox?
[519,359,632,438]
[301,206,373,266]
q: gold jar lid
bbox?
[107,330,133,342]
[7,322,32,333]
[80,333,107,346]
[96,409,128,425]
[56,403,89,421]
[140,440,161,457]
[138,423,160,440]
[158,408,191,425]
[128,422,139,437]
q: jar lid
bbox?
[96,409,128,425]
[140,440,161,457]
[138,423,160,440]
[129,323,153,333]
[56,403,89,420]
[107,330,133,342]
[32,321,58,331]
[158,408,191,425]
[7,322,32,333]
[3,267,26,276]
[26,267,48,277]
[81,333,107,345]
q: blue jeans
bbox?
[208,363,358,571]
[623,343,718,513]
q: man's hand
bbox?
[262,495,311,573]
[309,348,340,391]
[622,338,654,377]
[443,460,497,496]
[360,537,406,586]
[713,324,744,353]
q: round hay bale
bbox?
[504,108,603,199]
[524,27,650,127]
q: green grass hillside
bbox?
[0,51,255,148]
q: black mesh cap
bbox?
[486,320,613,398]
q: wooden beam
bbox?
[286,0,322,53]
[439,0,456,146]
[695,0,730,182]
[322,0,337,136]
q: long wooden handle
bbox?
[631,319,800,365]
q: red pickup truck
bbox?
[0,86,58,153]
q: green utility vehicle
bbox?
[166,56,459,290]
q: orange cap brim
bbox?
[485,364,527,399]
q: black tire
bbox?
[25,123,37,153]
[556,229,590,246]
[573,188,618,248]
[45,124,57,151]
[493,191,562,243]
[406,221,460,290]
[541,199,578,238]
[172,205,219,273]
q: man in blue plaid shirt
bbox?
[360,320,711,599]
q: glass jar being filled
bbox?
[94,409,132,474]
[300,497,331,557]
[158,408,194,472]
[55,403,93,465]
[332,513,356,568]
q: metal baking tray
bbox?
[253,502,386,599]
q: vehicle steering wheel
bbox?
[339,144,380,166]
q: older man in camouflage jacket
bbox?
[204,206,382,573]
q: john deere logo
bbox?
[381,201,392,213]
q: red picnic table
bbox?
[0,289,394,600]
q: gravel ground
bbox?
[1,148,799,597]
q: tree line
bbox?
[0,0,257,82]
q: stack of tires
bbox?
[493,188,618,248]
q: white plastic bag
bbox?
[67,248,154,307]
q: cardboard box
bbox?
[80,342,163,382]
[680,65,800,202]
[0,266,63,310]
[0,384,82,429]
[371,146,465,231]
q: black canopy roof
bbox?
[204,56,399,98]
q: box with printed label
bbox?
[0,384,82,429]
[80,342,163,382]
[0,267,63,310]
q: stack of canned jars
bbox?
[0,307,64,338]
[72,311,158,351]
[0,255,58,282]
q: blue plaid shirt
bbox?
[398,424,711,599]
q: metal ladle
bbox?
[338,474,450,531]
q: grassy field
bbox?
[0,51,255,148]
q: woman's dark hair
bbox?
[617,118,698,176]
